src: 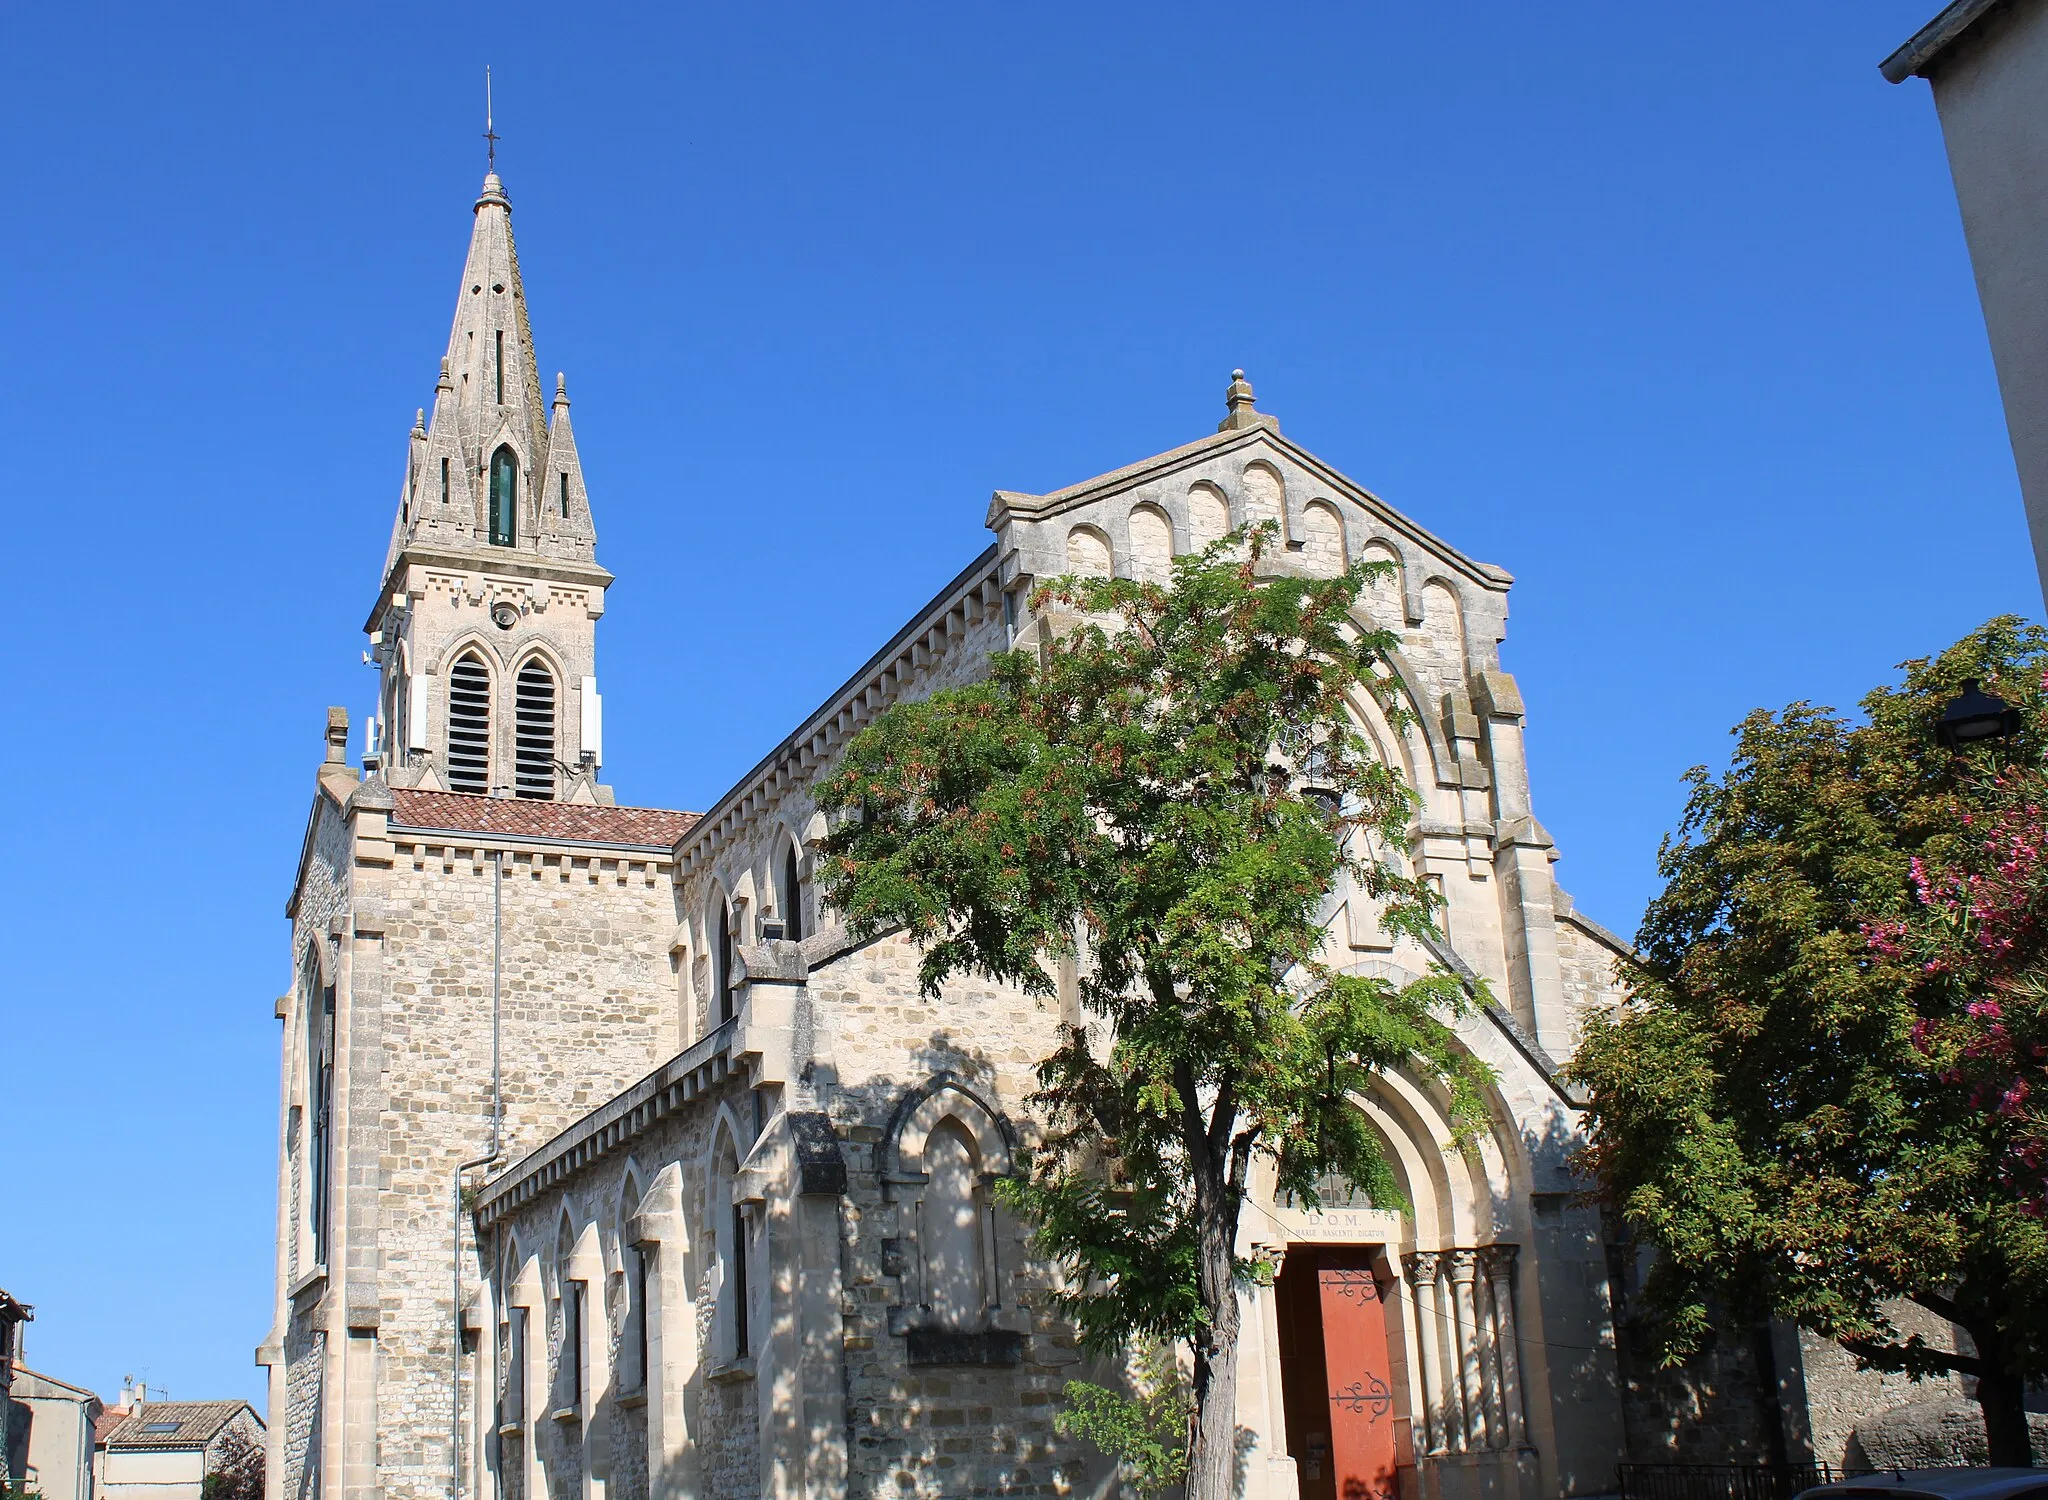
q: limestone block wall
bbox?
[283,1329,324,1500]
[272,778,684,1500]
[478,1089,715,1500]
[1555,909,1634,1059]
[807,937,1088,1500]
[475,935,1105,1500]
[1791,1303,1968,1470]
[277,786,356,1500]
[361,836,680,1500]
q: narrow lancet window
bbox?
[447,652,491,794]
[441,457,450,506]
[559,472,569,518]
[514,659,557,800]
[495,329,505,404]
[307,970,335,1267]
[715,902,735,1025]
[731,1202,750,1356]
[489,446,517,546]
[780,842,804,942]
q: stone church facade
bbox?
[262,171,1917,1500]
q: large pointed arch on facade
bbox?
[885,1074,1017,1180]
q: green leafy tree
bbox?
[1570,618,2048,1466]
[817,527,1492,1499]
[1055,1340,1191,1499]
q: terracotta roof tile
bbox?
[388,789,696,849]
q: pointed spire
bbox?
[383,173,597,568]
[542,369,596,556]
[439,170,548,476]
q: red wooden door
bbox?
[1316,1251,1399,1500]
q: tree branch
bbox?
[1174,1058,1209,1175]
[1839,1335,1986,1378]
[1909,1288,1965,1326]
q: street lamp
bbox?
[1936,678,2022,749]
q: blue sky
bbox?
[1,1,2033,1410]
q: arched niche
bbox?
[1359,541,1406,628]
[1128,503,1173,584]
[1301,500,1346,574]
[1066,524,1113,578]
[1241,460,1286,529]
[882,1078,1022,1342]
[1187,482,1230,550]
[1420,579,1468,680]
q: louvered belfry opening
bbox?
[514,659,557,800]
[447,653,492,794]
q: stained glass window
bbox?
[489,447,517,546]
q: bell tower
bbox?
[367,171,613,803]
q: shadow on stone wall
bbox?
[1849,1397,2048,1470]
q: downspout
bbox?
[451,848,505,1500]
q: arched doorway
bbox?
[1276,1246,1406,1500]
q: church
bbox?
[259,171,1925,1500]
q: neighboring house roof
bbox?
[1881,0,2029,81]
[102,1401,262,1450]
[95,1406,132,1446]
[10,1366,102,1403]
[387,789,697,850]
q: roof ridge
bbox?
[12,1366,102,1399]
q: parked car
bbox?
[1799,1471,2048,1500]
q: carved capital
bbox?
[1402,1250,1442,1284]
[1478,1243,1519,1281]
[1446,1247,1480,1285]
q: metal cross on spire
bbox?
[484,65,499,169]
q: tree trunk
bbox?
[1187,1203,1242,1500]
[1978,1359,2033,1467]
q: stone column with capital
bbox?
[1447,1249,1490,1451]
[1479,1244,1529,1450]
[1402,1252,1449,1456]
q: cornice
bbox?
[365,544,615,632]
[474,1019,738,1228]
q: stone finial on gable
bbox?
[325,706,350,764]
[1218,368,1279,433]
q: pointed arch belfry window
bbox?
[489,446,518,546]
[447,652,492,794]
[514,660,557,800]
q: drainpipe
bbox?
[451,848,505,1500]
